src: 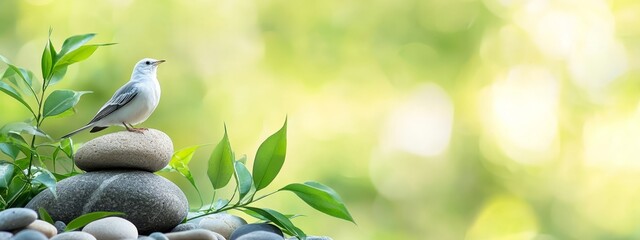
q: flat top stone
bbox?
[75,129,173,172]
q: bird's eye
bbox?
[145,61,151,65]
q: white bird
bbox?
[61,58,165,138]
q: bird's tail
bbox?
[60,124,94,139]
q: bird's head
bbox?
[134,58,165,75]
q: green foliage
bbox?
[64,211,125,231]
[38,207,54,224]
[207,125,233,189]
[0,30,112,209]
[252,118,287,191]
[165,119,354,239]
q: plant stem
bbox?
[26,77,48,183]
[186,190,279,221]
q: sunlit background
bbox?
[2,0,640,239]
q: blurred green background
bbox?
[2,0,640,239]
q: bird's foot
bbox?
[127,127,147,134]
[124,123,148,133]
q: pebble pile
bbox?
[0,208,332,240]
[27,129,187,234]
[0,129,333,239]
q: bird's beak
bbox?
[153,60,166,66]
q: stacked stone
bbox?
[26,129,188,235]
[3,129,335,239]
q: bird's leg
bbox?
[123,122,146,133]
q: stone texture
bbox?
[0,208,37,231]
[149,232,169,240]
[82,217,138,240]
[26,170,188,234]
[0,231,11,240]
[236,232,284,240]
[165,229,225,240]
[198,213,247,239]
[170,223,199,232]
[230,223,283,240]
[51,231,97,240]
[74,129,173,172]
[25,219,57,238]
[11,229,48,240]
[54,221,66,234]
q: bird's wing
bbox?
[88,82,139,124]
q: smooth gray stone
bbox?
[82,217,138,240]
[0,231,11,240]
[236,231,284,240]
[149,232,169,240]
[165,229,225,240]
[138,237,155,240]
[0,208,37,231]
[53,221,66,234]
[51,231,97,240]
[198,213,247,239]
[11,229,47,240]
[26,170,188,234]
[171,223,199,232]
[74,129,173,172]
[25,219,57,238]
[230,223,283,240]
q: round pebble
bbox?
[165,229,225,240]
[198,213,247,239]
[170,223,198,232]
[149,232,169,240]
[11,229,48,240]
[26,219,57,238]
[54,221,66,234]
[0,208,37,230]
[0,231,12,240]
[82,217,138,240]
[51,231,97,240]
[230,223,283,240]
[74,129,173,172]
[236,231,284,240]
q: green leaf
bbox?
[48,66,67,86]
[280,182,355,223]
[57,33,95,58]
[38,207,54,224]
[243,207,306,238]
[59,138,74,158]
[0,122,47,138]
[0,82,35,116]
[0,162,14,189]
[41,34,55,80]
[33,170,57,198]
[55,45,97,68]
[0,142,20,160]
[169,145,206,194]
[64,211,125,232]
[0,55,36,93]
[55,43,115,70]
[242,208,303,222]
[207,126,234,189]
[234,161,252,202]
[253,118,287,191]
[43,90,91,118]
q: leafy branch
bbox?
[163,118,354,239]
[0,30,113,209]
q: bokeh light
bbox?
[3,0,640,238]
